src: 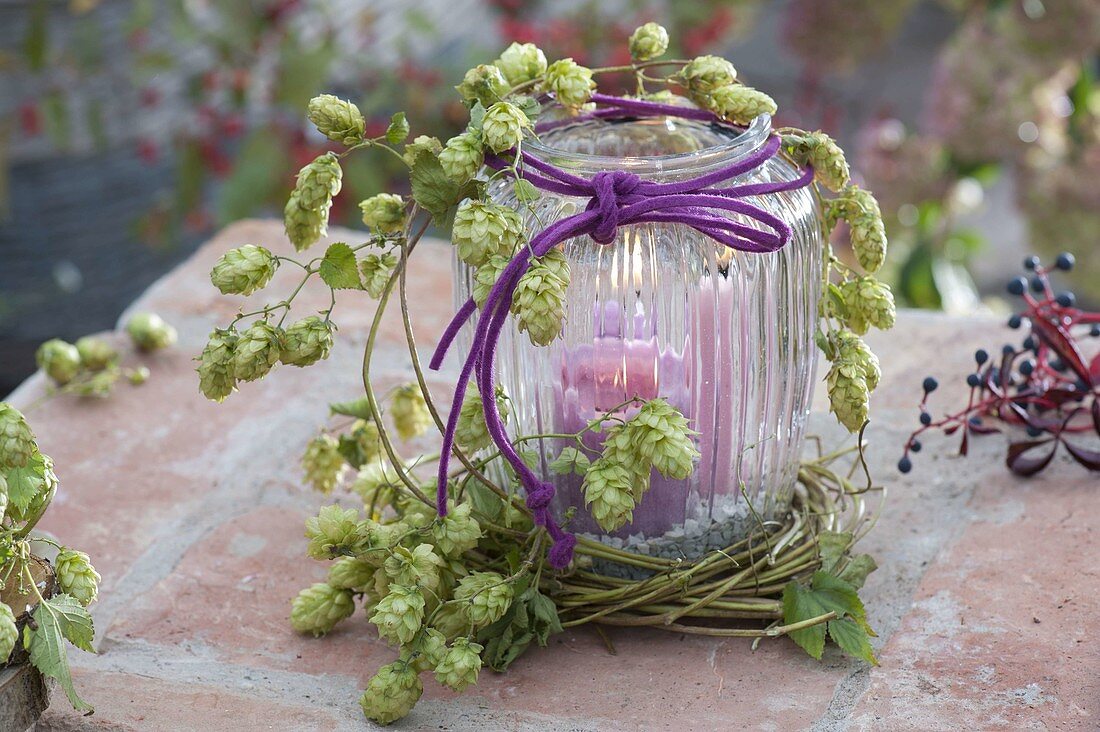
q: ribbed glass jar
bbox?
[453,106,822,562]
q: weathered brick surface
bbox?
[6,220,1095,731]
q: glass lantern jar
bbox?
[453,105,822,563]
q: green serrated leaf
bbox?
[319,243,362,290]
[827,616,878,666]
[513,178,540,204]
[817,531,852,574]
[45,595,95,653]
[468,102,486,132]
[810,571,866,625]
[386,112,410,144]
[781,581,828,660]
[329,396,373,419]
[25,595,94,713]
[837,554,878,590]
[518,449,540,470]
[549,447,590,476]
[512,95,541,122]
[466,480,503,521]
[4,453,47,513]
[409,151,481,224]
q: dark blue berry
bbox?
[1075,379,1089,392]
[920,412,932,425]
[969,416,983,426]
[1026,425,1043,438]
[1006,277,1027,296]
[1019,359,1034,376]
[1051,358,1066,372]
[1030,276,1045,293]
[910,440,922,453]
[1091,325,1100,337]
[1008,314,1023,329]
[974,349,989,365]
[922,376,939,393]
[1055,253,1075,271]
[1055,292,1075,308]
[1023,335,1038,351]
[1002,344,1015,355]
[898,456,912,474]
[1023,256,1040,270]
[967,373,981,387]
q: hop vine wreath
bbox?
[197,23,893,725]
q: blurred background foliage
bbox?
[0,0,1097,393]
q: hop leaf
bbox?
[328,556,376,592]
[628,22,669,61]
[304,504,364,559]
[36,339,81,385]
[439,131,485,185]
[197,328,238,402]
[284,190,328,252]
[290,582,355,637]
[511,248,569,346]
[454,386,509,452]
[301,435,347,494]
[385,111,410,144]
[360,253,398,298]
[455,64,510,107]
[542,58,595,108]
[126,312,177,352]
[0,403,36,469]
[434,637,484,692]
[840,277,896,335]
[384,544,445,593]
[680,55,737,98]
[370,584,426,645]
[294,152,343,210]
[391,384,431,441]
[359,662,423,726]
[494,42,547,86]
[75,336,118,372]
[54,549,100,606]
[452,201,524,267]
[3,451,57,522]
[454,571,513,627]
[785,131,850,193]
[359,193,406,234]
[319,242,363,290]
[231,321,282,382]
[430,502,482,557]
[582,456,637,532]
[307,94,365,147]
[481,101,531,153]
[703,85,777,125]
[0,602,16,663]
[210,245,278,296]
[281,316,334,367]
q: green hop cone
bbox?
[359,193,406,234]
[307,94,365,147]
[473,255,509,308]
[402,135,443,166]
[0,403,36,468]
[384,544,444,593]
[370,584,426,645]
[360,253,398,299]
[430,502,482,558]
[359,661,423,726]
[434,637,484,692]
[231,321,282,382]
[785,131,850,193]
[210,245,278,296]
[452,200,524,267]
[390,384,431,441]
[628,399,699,480]
[353,458,400,510]
[454,386,509,453]
[542,58,596,109]
[494,42,547,86]
[405,628,448,673]
[826,361,870,433]
[0,603,16,663]
[302,435,346,494]
[834,330,881,392]
[481,101,531,154]
[281,316,334,367]
[328,556,376,592]
[841,277,896,335]
[75,336,118,371]
[582,456,637,532]
[36,339,81,385]
[349,419,383,466]
[439,131,485,185]
[197,328,238,402]
[54,549,100,606]
[126,312,177,352]
[454,571,513,627]
[511,248,569,346]
[705,85,777,125]
[295,152,343,210]
[290,582,355,637]
[305,504,366,559]
[628,22,669,61]
[681,55,737,99]
[455,64,510,107]
[842,188,887,274]
[284,190,328,252]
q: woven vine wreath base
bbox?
[544,448,882,641]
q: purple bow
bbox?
[429,95,814,568]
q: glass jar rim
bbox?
[524,108,773,176]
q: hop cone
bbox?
[826,361,870,433]
[231,321,282,382]
[582,457,637,532]
[786,131,851,193]
[281,316,334,367]
[126,312,177,352]
[197,328,238,402]
[307,94,365,147]
[455,64,510,107]
[302,435,346,494]
[359,193,406,234]
[454,571,513,627]
[401,135,442,166]
[542,58,595,108]
[284,190,328,252]
[370,584,425,645]
[452,201,523,267]
[55,549,100,606]
[384,544,444,594]
[353,458,400,510]
[349,419,383,466]
[391,385,431,441]
[328,556,375,592]
[481,101,530,154]
[360,253,397,299]
[512,248,569,346]
[705,85,777,125]
[681,55,737,99]
[848,204,887,274]
[629,22,669,61]
[0,603,16,663]
[290,582,355,637]
[210,245,278,296]
[36,339,81,385]
[430,502,482,558]
[841,277,896,335]
[0,403,37,468]
[473,255,509,308]
[75,336,118,371]
[305,504,364,559]
[359,662,423,726]
[406,628,448,673]
[494,42,547,86]
[294,153,343,210]
[835,330,881,392]
[434,637,484,692]
[628,399,698,480]
[439,132,485,184]
[454,386,509,452]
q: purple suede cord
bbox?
[429,95,814,568]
